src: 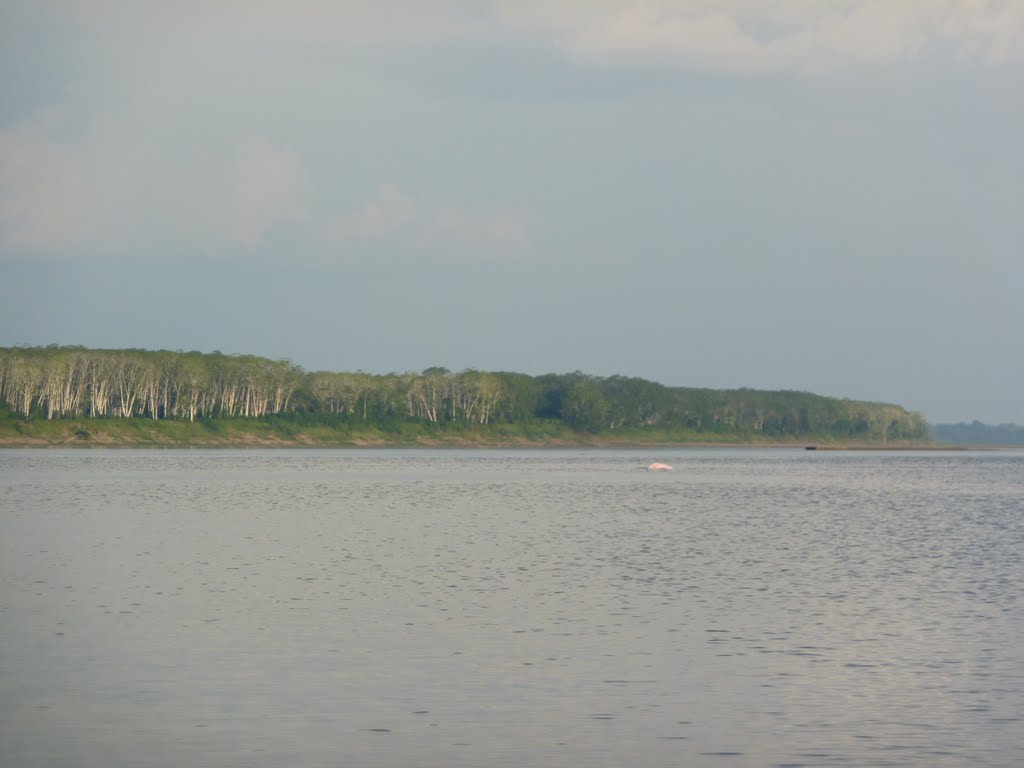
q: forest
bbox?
[931,421,1024,446]
[0,346,929,443]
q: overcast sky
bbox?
[2,1,1022,424]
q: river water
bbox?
[1,448,1021,767]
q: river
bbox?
[1,448,1021,767]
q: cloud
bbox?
[0,111,524,261]
[495,0,1024,73]
[0,111,91,249]
[326,185,418,240]
[326,185,529,254]
[0,113,310,255]
[226,138,310,245]
[0,111,156,253]
[434,207,528,247]
[50,2,1024,77]
[57,0,499,49]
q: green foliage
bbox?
[0,345,930,445]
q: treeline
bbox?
[931,421,1024,446]
[0,347,298,421]
[0,346,929,441]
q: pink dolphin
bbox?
[648,462,673,471]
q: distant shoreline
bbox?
[0,424,985,451]
[0,347,932,445]
[803,444,974,451]
[1,410,1005,451]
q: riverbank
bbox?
[0,415,955,450]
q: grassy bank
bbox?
[0,412,939,449]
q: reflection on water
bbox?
[1,449,1021,767]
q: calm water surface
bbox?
[1,448,1021,767]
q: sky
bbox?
[1,1,1022,424]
